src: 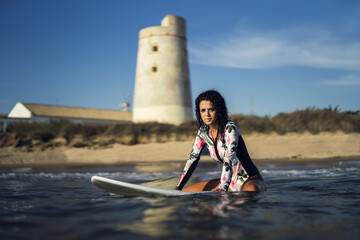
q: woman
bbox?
[175,90,266,192]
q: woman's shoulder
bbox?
[197,125,209,137]
[225,120,238,128]
[199,124,209,132]
[226,120,237,126]
[224,121,240,134]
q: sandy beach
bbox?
[0,132,359,169]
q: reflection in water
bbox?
[114,177,261,238]
[117,198,185,238]
[191,192,257,217]
[114,178,184,238]
[185,192,262,239]
[116,192,261,239]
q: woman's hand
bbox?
[211,185,226,192]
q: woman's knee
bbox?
[203,179,220,191]
[241,180,266,192]
[182,179,220,192]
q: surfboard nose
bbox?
[91,176,97,183]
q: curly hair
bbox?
[195,90,229,136]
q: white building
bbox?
[6,102,132,123]
[132,15,193,125]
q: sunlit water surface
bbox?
[1,160,359,240]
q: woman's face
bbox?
[199,100,218,127]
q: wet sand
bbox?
[0,132,359,169]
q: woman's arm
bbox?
[218,122,240,191]
[176,132,205,190]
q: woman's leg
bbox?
[182,179,220,192]
[182,176,267,192]
[240,176,267,192]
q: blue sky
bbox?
[1,0,359,117]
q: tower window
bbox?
[152,66,157,72]
[153,46,158,52]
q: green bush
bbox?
[5,119,71,143]
[6,119,70,136]
[271,108,360,134]
[231,114,275,134]
[2,106,359,147]
[60,123,108,141]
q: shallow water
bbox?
[1,160,359,240]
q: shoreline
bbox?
[2,156,359,171]
[1,132,359,170]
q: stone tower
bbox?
[132,15,193,125]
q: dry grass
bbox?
[1,107,359,147]
[270,107,360,134]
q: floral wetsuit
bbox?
[176,121,260,191]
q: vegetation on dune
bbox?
[231,114,274,134]
[270,107,360,134]
[0,107,359,149]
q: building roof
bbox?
[22,103,132,122]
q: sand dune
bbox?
[0,132,359,168]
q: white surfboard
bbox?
[91,176,204,197]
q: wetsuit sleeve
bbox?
[219,123,240,191]
[176,131,205,190]
[236,133,260,177]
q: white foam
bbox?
[1,165,358,181]
[0,171,179,181]
[261,167,359,178]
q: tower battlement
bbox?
[139,15,186,39]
